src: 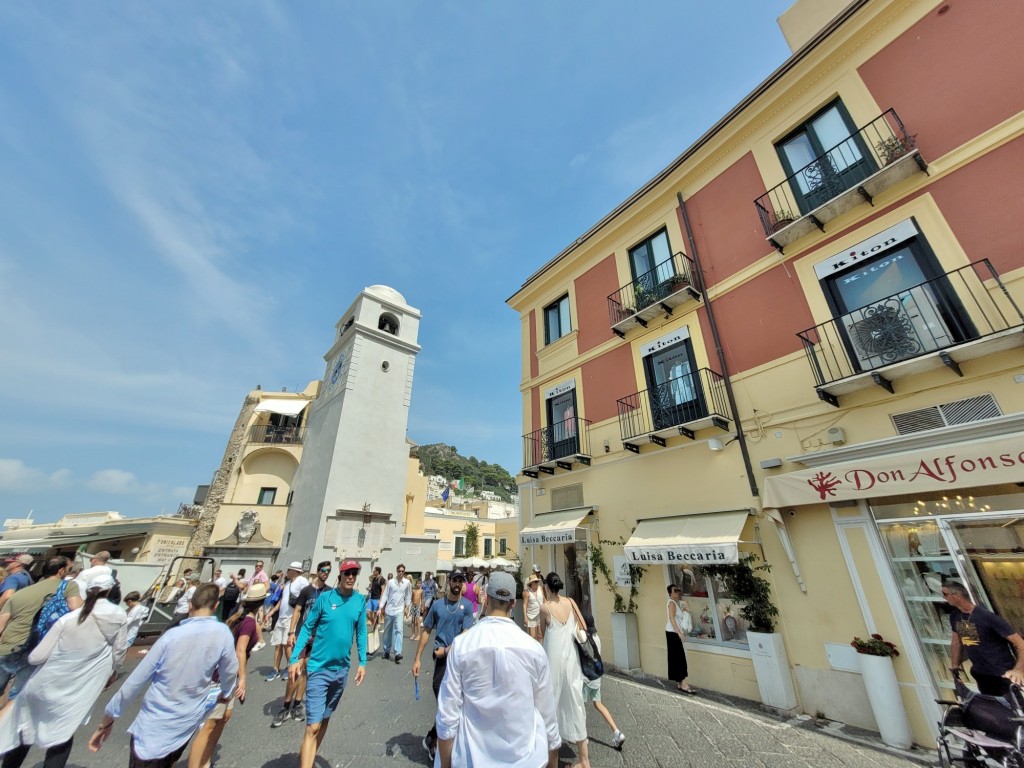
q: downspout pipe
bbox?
[677,191,759,498]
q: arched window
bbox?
[378,312,399,335]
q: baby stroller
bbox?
[936,669,1024,767]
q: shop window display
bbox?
[874,488,1024,691]
[668,564,750,649]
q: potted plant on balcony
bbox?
[875,134,917,166]
[772,209,796,233]
[660,273,691,297]
[589,539,645,671]
[703,554,796,710]
[633,284,657,312]
[851,633,913,748]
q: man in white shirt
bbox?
[436,571,560,768]
[266,563,309,686]
[377,564,412,663]
[213,569,228,594]
[74,551,112,597]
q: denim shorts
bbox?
[305,668,348,725]
[368,599,380,612]
[0,650,31,699]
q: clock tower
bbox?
[276,285,421,571]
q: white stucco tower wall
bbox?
[276,285,421,572]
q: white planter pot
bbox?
[610,612,640,670]
[747,631,798,711]
[858,653,913,749]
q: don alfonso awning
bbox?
[623,510,751,565]
[763,433,1024,508]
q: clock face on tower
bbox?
[323,344,352,399]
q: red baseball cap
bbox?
[339,559,361,572]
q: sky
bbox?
[0,1,796,522]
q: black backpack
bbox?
[223,581,241,602]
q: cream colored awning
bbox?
[520,507,594,545]
[762,432,1024,508]
[623,510,750,565]
[254,398,309,417]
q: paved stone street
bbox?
[30,634,932,768]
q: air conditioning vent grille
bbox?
[891,394,1001,435]
[551,483,584,511]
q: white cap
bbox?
[87,573,116,592]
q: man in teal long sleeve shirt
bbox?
[289,557,367,768]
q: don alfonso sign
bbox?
[762,434,1024,508]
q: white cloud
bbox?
[87,469,142,495]
[0,460,72,493]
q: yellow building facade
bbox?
[509,0,1024,745]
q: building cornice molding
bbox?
[785,413,1024,467]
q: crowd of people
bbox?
[0,548,1020,768]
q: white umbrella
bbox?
[487,557,518,570]
[453,556,488,569]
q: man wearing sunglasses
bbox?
[270,561,333,726]
[289,559,367,768]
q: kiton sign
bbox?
[762,434,1024,509]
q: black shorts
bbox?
[129,737,188,768]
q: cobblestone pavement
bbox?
[27,635,932,768]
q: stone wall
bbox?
[187,393,260,556]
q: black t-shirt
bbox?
[295,583,328,615]
[953,605,1018,676]
[369,576,386,600]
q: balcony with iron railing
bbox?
[247,424,306,445]
[521,417,592,477]
[797,260,1024,406]
[755,109,928,253]
[616,368,731,449]
[607,251,701,338]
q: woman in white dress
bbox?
[540,572,590,768]
[522,572,547,641]
[0,572,128,768]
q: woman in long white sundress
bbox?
[540,572,590,768]
[0,572,128,768]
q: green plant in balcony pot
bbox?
[703,554,795,709]
[875,134,917,166]
[771,209,796,233]
[633,285,656,311]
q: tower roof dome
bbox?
[364,285,407,306]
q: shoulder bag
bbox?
[570,600,604,681]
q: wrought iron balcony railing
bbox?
[522,417,591,472]
[617,368,731,444]
[248,425,306,445]
[607,251,701,337]
[754,109,927,250]
[797,260,1024,404]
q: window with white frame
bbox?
[454,535,466,557]
[498,538,507,555]
[484,537,494,558]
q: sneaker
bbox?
[253,641,266,653]
[382,652,390,661]
[291,701,305,721]
[394,654,403,664]
[612,730,626,750]
[270,705,291,728]
[422,736,436,760]
[265,670,280,682]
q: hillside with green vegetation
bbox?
[415,443,517,502]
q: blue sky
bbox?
[0,2,796,522]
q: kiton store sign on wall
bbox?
[763,434,1024,508]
